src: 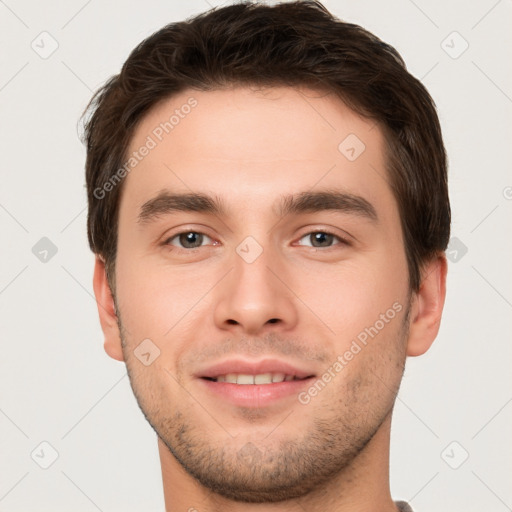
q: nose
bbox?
[213,243,299,335]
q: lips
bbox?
[194,358,316,407]
[208,373,299,384]
[196,359,315,383]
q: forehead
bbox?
[121,86,394,220]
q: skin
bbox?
[93,86,447,512]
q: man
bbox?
[84,1,450,510]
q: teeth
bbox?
[212,373,300,385]
[237,374,255,385]
[255,373,273,384]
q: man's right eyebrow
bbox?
[138,191,226,224]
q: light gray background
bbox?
[1,0,511,510]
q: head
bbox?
[85,0,449,503]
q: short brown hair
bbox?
[83,0,450,291]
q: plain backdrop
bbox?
[1,1,511,511]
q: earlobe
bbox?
[92,257,124,362]
[406,254,448,357]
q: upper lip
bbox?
[195,358,316,379]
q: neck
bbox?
[158,412,397,512]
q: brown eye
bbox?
[166,231,212,249]
[298,231,346,248]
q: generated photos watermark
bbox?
[93,97,198,200]
[298,300,403,405]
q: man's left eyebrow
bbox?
[275,190,378,222]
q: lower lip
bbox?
[198,378,314,408]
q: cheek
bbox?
[114,256,215,346]
[293,250,408,339]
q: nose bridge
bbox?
[213,236,298,334]
[235,241,275,300]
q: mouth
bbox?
[195,359,316,407]
[202,373,312,384]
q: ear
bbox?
[406,254,448,357]
[92,257,124,362]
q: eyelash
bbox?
[162,229,350,251]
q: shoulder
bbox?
[395,501,414,512]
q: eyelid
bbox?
[294,227,354,247]
[161,226,219,248]
[168,233,214,248]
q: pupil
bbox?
[181,232,202,248]
[312,232,332,247]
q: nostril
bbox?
[267,318,279,324]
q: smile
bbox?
[203,373,309,385]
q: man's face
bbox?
[111,86,412,501]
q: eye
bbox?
[165,231,214,249]
[297,231,348,248]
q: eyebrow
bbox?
[137,189,378,224]
[138,191,225,223]
[276,189,377,222]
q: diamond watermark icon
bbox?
[134,338,161,366]
[236,236,263,264]
[446,236,468,263]
[32,237,58,263]
[338,134,366,161]
[238,442,263,465]
[31,31,59,59]
[441,441,469,469]
[31,441,59,469]
[441,31,469,59]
